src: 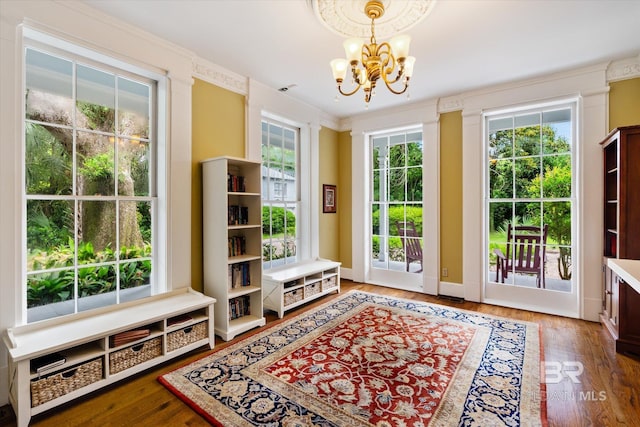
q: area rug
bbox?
[159,291,545,426]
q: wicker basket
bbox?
[167,321,208,352]
[284,288,303,307]
[305,282,321,298]
[31,358,103,407]
[109,337,162,374]
[322,276,337,291]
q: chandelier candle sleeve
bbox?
[329,0,416,104]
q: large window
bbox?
[261,119,299,270]
[487,105,574,292]
[24,44,159,322]
[371,129,423,273]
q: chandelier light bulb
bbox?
[404,56,416,78]
[389,34,411,60]
[330,58,348,81]
[343,38,364,63]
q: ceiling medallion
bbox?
[312,0,436,40]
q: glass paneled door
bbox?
[369,129,423,291]
[485,104,578,317]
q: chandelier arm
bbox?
[337,82,363,97]
[382,78,410,95]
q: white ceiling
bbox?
[83,0,640,120]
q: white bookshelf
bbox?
[2,288,215,427]
[202,156,266,341]
[263,259,341,318]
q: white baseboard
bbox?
[439,281,465,299]
[340,267,353,281]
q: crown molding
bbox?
[438,96,463,113]
[607,55,640,82]
[192,57,247,95]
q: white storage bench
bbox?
[2,288,215,427]
[263,259,341,318]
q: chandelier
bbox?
[329,0,416,104]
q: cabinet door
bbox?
[619,279,640,350]
[611,272,619,328]
[603,265,611,315]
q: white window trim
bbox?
[246,79,321,261]
[20,29,168,324]
[482,100,578,315]
[459,63,609,321]
[350,101,440,296]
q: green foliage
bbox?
[77,101,115,131]
[372,205,423,237]
[371,205,422,256]
[27,242,152,308]
[373,142,423,202]
[25,122,72,195]
[527,161,572,279]
[79,152,114,181]
[262,206,296,235]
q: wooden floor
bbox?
[3,280,639,426]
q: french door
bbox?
[484,103,578,316]
[368,128,423,291]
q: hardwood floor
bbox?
[3,280,639,426]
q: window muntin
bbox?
[261,119,299,270]
[371,129,423,272]
[24,46,157,322]
[487,106,574,291]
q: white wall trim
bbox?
[439,281,465,299]
[192,56,248,95]
[607,54,640,82]
[340,267,353,281]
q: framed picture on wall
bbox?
[323,184,337,213]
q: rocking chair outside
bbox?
[397,221,423,273]
[493,223,548,288]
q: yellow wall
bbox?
[319,127,340,261]
[609,78,640,130]
[188,77,638,289]
[191,78,245,290]
[439,111,464,284]
[337,131,353,269]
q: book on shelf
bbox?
[31,352,66,373]
[228,205,249,225]
[228,262,251,289]
[167,313,193,327]
[227,173,246,192]
[228,295,251,320]
[228,235,247,257]
[110,328,151,347]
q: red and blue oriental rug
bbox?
[159,291,545,426]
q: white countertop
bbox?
[608,258,640,294]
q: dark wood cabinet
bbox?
[600,125,640,355]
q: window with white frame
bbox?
[261,119,299,269]
[486,104,574,292]
[24,41,162,323]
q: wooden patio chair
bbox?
[493,223,548,288]
[397,221,423,273]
